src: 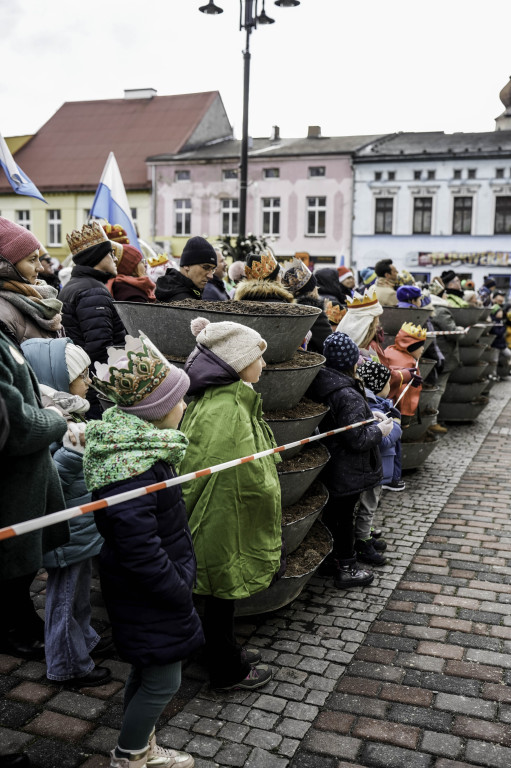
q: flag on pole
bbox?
[0,132,47,203]
[89,152,141,252]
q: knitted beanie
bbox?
[337,266,354,284]
[116,244,143,276]
[360,267,377,286]
[323,331,360,372]
[180,236,217,267]
[191,317,267,373]
[357,360,391,394]
[0,216,41,265]
[65,342,91,383]
[396,284,422,303]
[115,362,189,421]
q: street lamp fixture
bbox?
[199,0,299,239]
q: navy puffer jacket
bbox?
[92,460,204,666]
[307,367,383,496]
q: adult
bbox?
[374,259,399,306]
[227,260,245,298]
[203,248,229,301]
[38,249,61,292]
[337,266,355,303]
[315,267,345,307]
[106,244,156,303]
[0,217,63,344]
[155,236,217,302]
[59,222,126,419]
[235,250,294,303]
[440,270,470,308]
[478,276,497,307]
[282,258,335,354]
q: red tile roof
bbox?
[0,91,225,193]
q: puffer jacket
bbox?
[202,274,229,301]
[234,279,294,303]
[384,328,423,416]
[365,389,402,485]
[155,268,202,302]
[307,366,383,496]
[0,258,60,344]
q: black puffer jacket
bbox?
[295,294,331,354]
[155,268,202,302]
[307,367,382,496]
[202,274,229,301]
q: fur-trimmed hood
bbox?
[234,278,294,304]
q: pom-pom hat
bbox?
[191,317,266,373]
[358,360,391,394]
[323,331,360,372]
[0,216,41,265]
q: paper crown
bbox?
[103,223,130,244]
[281,257,312,293]
[91,333,171,407]
[66,221,109,257]
[147,253,169,267]
[346,286,381,311]
[245,249,279,280]
[400,322,427,340]
[325,300,346,325]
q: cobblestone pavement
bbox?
[1,382,511,768]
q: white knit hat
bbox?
[191,317,267,373]
[65,342,91,383]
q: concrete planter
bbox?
[381,307,432,336]
[401,436,439,470]
[265,403,329,459]
[445,306,487,327]
[402,410,438,443]
[278,444,330,507]
[419,385,439,410]
[418,357,436,380]
[282,482,329,554]
[442,380,489,403]
[459,344,487,365]
[254,352,325,410]
[438,397,489,423]
[448,361,489,385]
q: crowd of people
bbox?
[0,215,505,768]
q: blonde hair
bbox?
[358,318,379,351]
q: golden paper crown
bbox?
[66,221,109,257]
[147,253,169,267]
[346,285,381,311]
[400,322,427,340]
[103,223,130,244]
[245,249,279,280]
[325,300,345,325]
[281,257,312,294]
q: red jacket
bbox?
[384,329,423,416]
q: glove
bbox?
[371,410,386,422]
[377,418,393,437]
[404,369,423,388]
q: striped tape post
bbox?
[0,417,377,542]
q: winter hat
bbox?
[337,266,354,284]
[92,335,189,421]
[282,257,315,296]
[358,360,391,394]
[396,285,422,303]
[441,269,457,286]
[180,236,217,267]
[245,250,280,281]
[429,280,445,297]
[228,260,246,283]
[67,222,113,268]
[360,267,377,286]
[65,342,91,383]
[191,317,266,373]
[116,244,143,276]
[0,216,41,265]
[323,331,360,372]
[395,322,427,353]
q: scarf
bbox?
[84,406,189,491]
[106,274,156,302]
[0,279,62,331]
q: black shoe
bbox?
[91,636,115,657]
[371,535,387,552]
[0,634,45,660]
[0,755,31,768]
[62,666,112,689]
[334,559,374,589]
[240,647,262,665]
[355,539,387,566]
[370,527,382,539]
[381,480,406,492]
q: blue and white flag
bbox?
[0,132,47,203]
[90,152,140,252]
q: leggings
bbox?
[322,492,360,561]
[118,661,182,751]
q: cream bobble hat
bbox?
[191,317,267,373]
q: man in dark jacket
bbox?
[155,236,217,302]
[59,222,126,418]
[203,248,229,301]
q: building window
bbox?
[307,196,326,235]
[453,169,462,180]
[130,208,138,227]
[174,199,191,236]
[496,168,505,179]
[427,170,436,180]
[262,197,280,236]
[453,197,473,235]
[175,170,190,181]
[413,197,432,234]
[223,169,238,180]
[414,170,422,180]
[467,169,477,179]
[495,196,511,234]
[263,168,280,179]
[309,166,326,178]
[387,171,395,181]
[374,172,382,181]
[48,210,61,246]
[374,198,393,234]
[16,210,31,230]
[222,198,239,236]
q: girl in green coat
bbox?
[180,317,282,691]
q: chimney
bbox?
[270,125,280,142]
[307,125,321,139]
[124,88,157,100]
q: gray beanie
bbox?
[190,317,267,373]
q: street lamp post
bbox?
[199,0,299,240]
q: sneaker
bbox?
[240,647,262,665]
[147,731,194,767]
[381,480,406,492]
[110,747,148,768]
[216,664,273,691]
[370,535,387,552]
[428,423,448,435]
[355,539,387,566]
[334,561,374,589]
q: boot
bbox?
[334,557,374,589]
[355,539,387,566]
[428,423,448,435]
[147,731,194,767]
[370,533,387,552]
[110,746,149,768]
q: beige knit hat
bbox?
[191,317,267,373]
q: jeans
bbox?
[45,559,99,681]
[202,596,251,688]
[355,485,382,541]
[392,440,402,483]
[119,661,182,751]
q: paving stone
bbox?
[452,715,511,746]
[288,751,339,768]
[6,681,56,704]
[244,726,282,750]
[25,736,88,768]
[24,710,94,741]
[213,742,251,766]
[420,730,462,758]
[0,698,37,728]
[359,741,433,768]
[302,729,361,760]
[0,725,33,752]
[434,692,497,719]
[465,739,511,768]
[352,716,420,749]
[387,703,453,732]
[185,734,221,758]
[46,690,107,719]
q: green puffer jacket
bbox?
[180,380,282,600]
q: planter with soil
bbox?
[381,307,432,336]
[448,361,489,384]
[418,384,439,410]
[264,399,329,459]
[234,521,333,616]
[418,357,436,380]
[445,306,487,327]
[113,299,321,364]
[459,344,487,365]
[457,324,488,347]
[254,350,325,410]
[441,380,489,403]
[278,442,330,507]
[438,396,490,423]
[401,433,439,470]
[281,481,329,554]
[401,409,438,443]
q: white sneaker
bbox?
[110,747,148,768]
[147,732,194,768]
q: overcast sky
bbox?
[1,0,510,142]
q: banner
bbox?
[417,251,511,268]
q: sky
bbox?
[1,0,511,142]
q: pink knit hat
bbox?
[0,217,41,265]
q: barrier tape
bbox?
[427,322,493,337]
[0,417,377,542]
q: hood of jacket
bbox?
[393,327,425,352]
[315,268,344,303]
[0,256,31,284]
[21,336,74,391]
[185,343,239,396]
[155,268,201,302]
[234,278,294,303]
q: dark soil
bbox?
[264,397,328,421]
[277,442,329,473]
[285,521,332,577]
[265,349,325,370]
[281,481,328,525]
[163,299,319,316]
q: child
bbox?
[490,303,511,378]
[356,361,403,564]
[21,337,110,687]
[384,322,425,426]
[179,317,282,691]
[307,332,393,588]
[84,334,203,768]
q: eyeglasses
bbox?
[199,263,215,271]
